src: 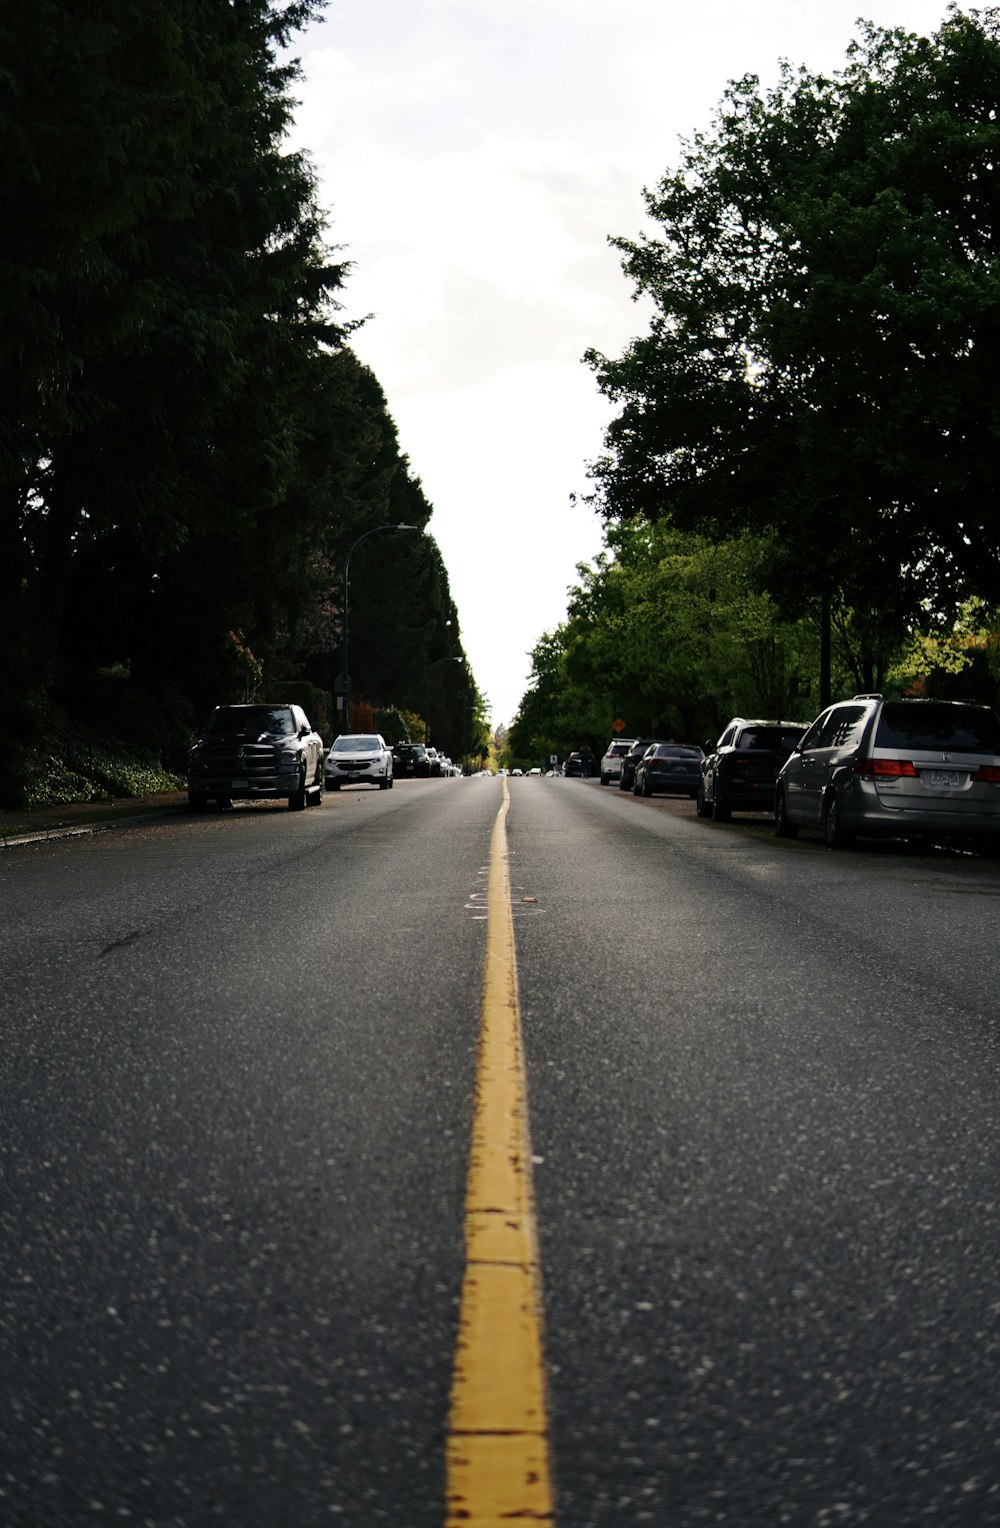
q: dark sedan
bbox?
[618,738,658,792]
[392,742,431,778]
[633,743,704,798]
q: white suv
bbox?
[325,733,394,790]
[599,738,636,786]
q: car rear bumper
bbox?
[843,781,1000,838]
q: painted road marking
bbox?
[445,779,555,1524]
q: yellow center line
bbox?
[445,778,555,1525]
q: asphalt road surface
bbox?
[2,776,999,1527]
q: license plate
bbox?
[231,778,249,789]
[928,770,960,788]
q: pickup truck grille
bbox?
[200,740,283,786]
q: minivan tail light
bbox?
[853,757,917,778]
[972,765,1000,783]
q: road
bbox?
[2,776,999,1526]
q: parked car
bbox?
[618,738,658,792]
[563,753,584,777]
[633,742,704,797]
[774,695,1000,849]
[188,703,325,812]
[392,742,430,777]
[325,732,393,790]
[600,738,636,785]
[698,718,808,821]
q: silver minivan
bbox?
[775,695,1000,849]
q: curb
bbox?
[1,807,185,849]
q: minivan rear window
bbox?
[875,703,1000,755]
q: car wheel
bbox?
[823,791,853,849]
[379,776,389,790]
[711,792,731,822]
[774,787,798,838]
[215,795,232,810]
[188,791,208,813]
[641,775,652,797]
[696,784,710,818]
[388,775,394,788]
[289,770,307,811]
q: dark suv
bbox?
[188,704,325,812]
[775,695,1000,849]
[698,718,807,821]
[618,738,658,792]
[392,742,430,778]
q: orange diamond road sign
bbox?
[612,718,625,733]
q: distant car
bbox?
[188,703,325,812]
[325,732,393,790]
[698,718,807,821]
[600,738,636,785]
[527,767,543,777]
[633,742,704,798]
[392,742,430,778]
[618,738,658,793]
[774,695,1000,849]
[510,767,524,777]
[563,753,584,777]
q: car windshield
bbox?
[653,746,701,758]
[205,707,295,739]
[875,703,1000,754]
[333,735,380,752]
[736,728,804,752]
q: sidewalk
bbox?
[0,790,189,846]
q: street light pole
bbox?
[341,524,416,736]
[424,655,464,747]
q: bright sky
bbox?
[288,0,951,727]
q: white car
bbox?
[600,737,636,785]
[325,732,393,790]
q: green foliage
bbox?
[17,729,182,809]
[375,707,412,744]
[0,2,487,794]
[509,513,927,752]
[586,8,1000,681]
[266,680,333,740]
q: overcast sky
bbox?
[287,0,952,728]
